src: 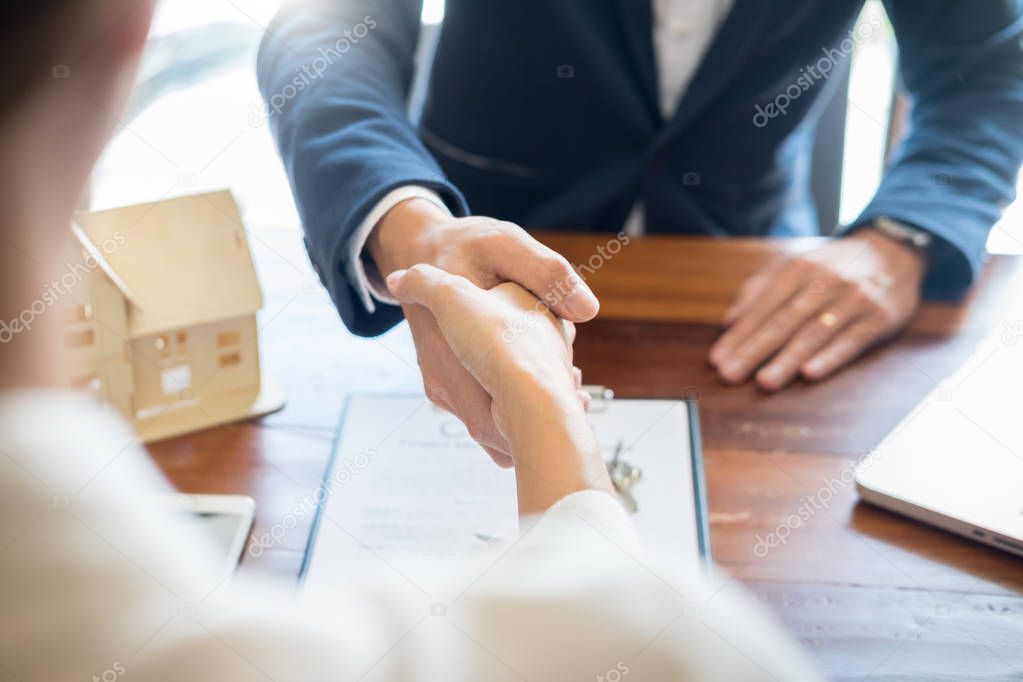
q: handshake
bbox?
[374,193,929,511]
[373,198,602,464]
[374,198,613,513]
[384,263,612,514]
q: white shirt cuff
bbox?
[345,186,452,313]
[528,489,643,555]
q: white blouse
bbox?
[0,391,819,681]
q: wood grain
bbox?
[536,233,1016,335]
[145,229,1023,681]
[540,233,1023,454]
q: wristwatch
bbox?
[870,216,933,252]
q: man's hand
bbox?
[368,198,599,466]
[709,229,928,391]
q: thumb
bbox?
[386,263,470,315]
[482,227,600,322]
[723,269,772,325]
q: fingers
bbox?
[387,264,475,315]
[722,266,775,325]
[482,444,514,468]
[428,378,511,456]
[386,223,600,323]
[801,319,883,382]
[709,263,806,370]
[406,304,512,461]
[714,285,833,384]
[426,385,455,414]
[439,372,511,453]
[482,224,600,322]
[426,384,519,455]
[755,305,858,391]
[572,367,591,411]
[719,261,807,342]
[577,389,592,412]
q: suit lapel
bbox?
[611,0,660,121]
[662,0,773,136]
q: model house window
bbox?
[65,329,96,348]
[217,331,241,347]
[218,351,241,368]
[65,303,93,323]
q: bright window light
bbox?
[422,0,445,25]
[839,1,896,225]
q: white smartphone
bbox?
[163,493,256,574]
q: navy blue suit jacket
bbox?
[258,0,1023,337]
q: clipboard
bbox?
[300,387,711,584]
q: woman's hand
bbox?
[387,264,613,513]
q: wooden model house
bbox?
[64,190,284,442]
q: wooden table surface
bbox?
[147,229,1023,681]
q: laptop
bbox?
[855,326,1023,558]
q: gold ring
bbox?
[818,311,839,329]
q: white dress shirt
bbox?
[0,389,819,681]
[347,0,735,312]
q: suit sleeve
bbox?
[845,1,1023,299]
[257,0,469,336]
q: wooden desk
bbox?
[148,230,1023,681]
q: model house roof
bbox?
[74,190,263,337]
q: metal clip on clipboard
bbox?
[583,385,643,512]
[582,384,615,413]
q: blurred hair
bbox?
[0,2,84,119]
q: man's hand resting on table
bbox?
[369,198,599,466]
[709,229,927,391]
[386,264,613,515]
